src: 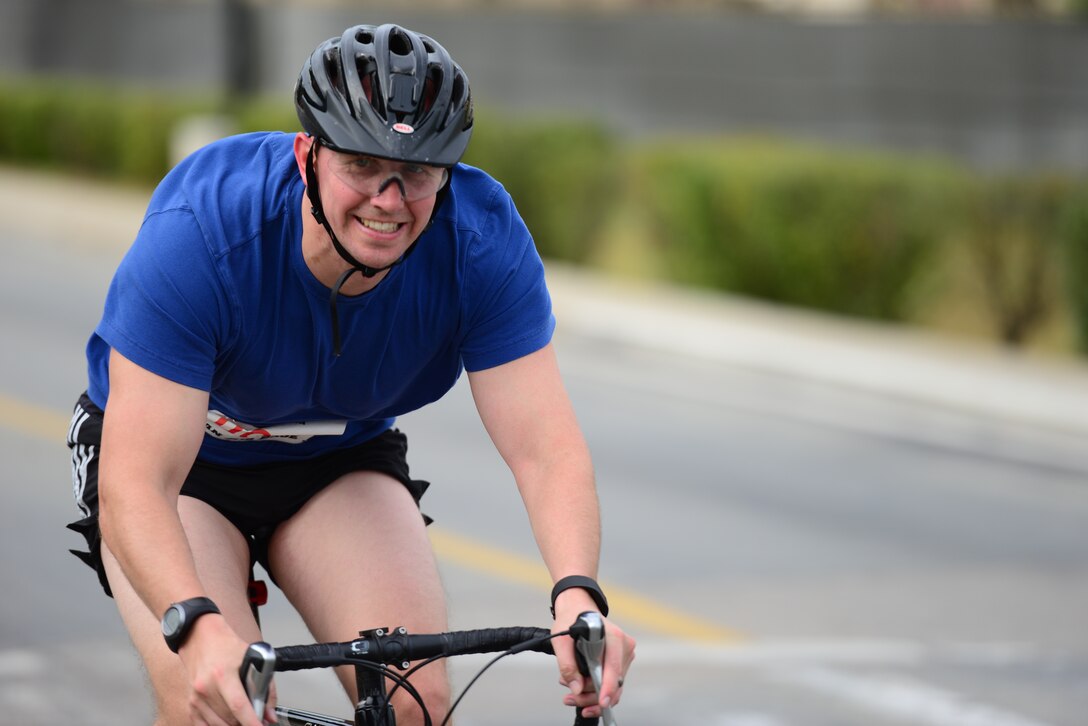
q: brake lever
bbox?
[239,641,276,720]
[570,612,617,726]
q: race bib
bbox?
[205,410,347,444]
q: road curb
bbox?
[546,263,1088,438]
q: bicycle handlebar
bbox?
[271,625,554,671]
[241,614,615,725]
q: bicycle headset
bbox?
[294,23,475,355]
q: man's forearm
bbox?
[518,458,602,582]
[99,480,208,617]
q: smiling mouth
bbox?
[358,217,404,234]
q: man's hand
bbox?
[552,591,636,719]
[180,615,277,726]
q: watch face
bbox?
[162,605,183,636]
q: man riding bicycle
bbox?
[66,23,634,726]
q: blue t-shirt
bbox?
[86,132,555,465]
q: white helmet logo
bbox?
[393,122,415,134]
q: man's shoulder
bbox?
[449,162,504,199]
[146,132,300,252]
[442,163,516,233]
[151,132,297,210]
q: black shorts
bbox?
[66,392,431,598]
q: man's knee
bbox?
[390,668,451,725]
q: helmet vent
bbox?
[444,73,464,129]
[463,90,474,131]
[388,28,413,56]
[450,74,464,108]
[355,29,374,45]
[423,73,440,115]
[322,48,345,98]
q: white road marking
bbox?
[447,639,1055,726]
[0,649,47,677]
[0,639,1059,726]
[715,714,790,726]
[450,638,1041,669]
[0,682,66,722]
[774,665,1055,726]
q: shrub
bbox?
[2,78,1085,355]
[634,139,964,322]
[463,112,620,264]
[961,174,1069,346]
[234,96,300,135]
[1061,180,1088,351]
[0,77,214,184]
[0,82,58,165]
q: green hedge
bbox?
[958,173,1070,346]
[0,79,617,266]
[633,140,965,322]
[1063,182,1088,351]
[3,77,1088,354]
[0,78,216,184]
[463,111,620,264]
[233,96,300,136]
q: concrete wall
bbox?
[2,0,1086,171]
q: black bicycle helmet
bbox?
[296,23,473,167]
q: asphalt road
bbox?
[2,220,1087,725]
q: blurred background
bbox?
[1,1,1087,724]
[3,0,1088,352]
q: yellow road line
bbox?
[429,528,744,643]
[5,392,745,644]
[0,392,70,441]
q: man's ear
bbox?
[293,133,314,181]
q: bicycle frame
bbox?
[270,697,390,725]
[274,705,353,726]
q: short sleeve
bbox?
[95,208,233,390]
[459,188,556,372]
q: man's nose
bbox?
[374,175,407,203]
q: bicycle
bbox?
[240,611,618,726]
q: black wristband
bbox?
[550,575,609,618]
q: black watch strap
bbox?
[550,575,609,618]
[162,597,221,654]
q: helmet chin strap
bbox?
[304,139,443,356]
[305,139,385,277]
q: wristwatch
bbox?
[161,597,221,653]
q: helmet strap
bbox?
[305,139,381,278]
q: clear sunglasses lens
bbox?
[332,155,447,201]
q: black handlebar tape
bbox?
[426,627,554,658]
[273,627,554,671]
[274,642,353,671]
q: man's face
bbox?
[300,136,442,271]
